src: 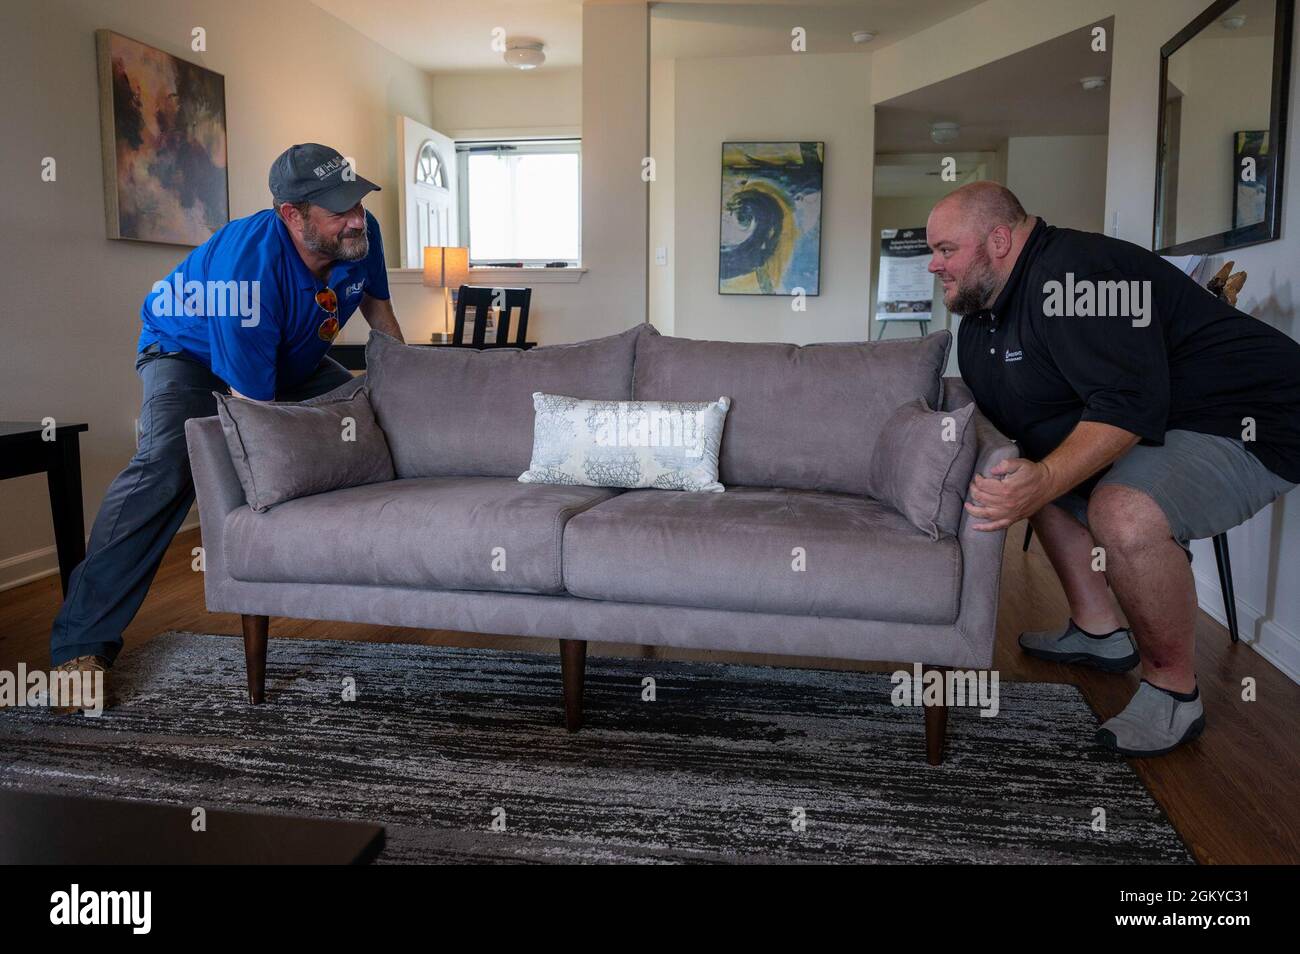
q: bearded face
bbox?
[943,241,1000,316]
[298,206,369,262]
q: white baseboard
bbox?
[1194,568,1300,685]
[0,519,200,594]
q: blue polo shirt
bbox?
[139,208,390,400]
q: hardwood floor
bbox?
[2,522,1297,864]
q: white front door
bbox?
[397,115,458,268]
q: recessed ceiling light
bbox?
[930,121,959,144]
[852,30,877,44]
[1081,75,1107,91]
[1221,14,1247,29]
[504,39,545,70]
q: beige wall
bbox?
[1005,134,1109,232]
[428,67,582,137]
[670,52,873,343]
[648,57,676,334]
[0,0,438,588]
[874,0,1300,682]
[580,1,650,340]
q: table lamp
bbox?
[423,246,470,342]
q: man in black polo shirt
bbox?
[926,181,1300,757]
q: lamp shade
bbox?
[423,246,470,289]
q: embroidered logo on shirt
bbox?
[1004,349,1023,362]
[345,280,365,297]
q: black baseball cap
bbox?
[268,143,380,214]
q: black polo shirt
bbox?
[958,219,1300,494]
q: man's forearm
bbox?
[1040,421,1141,498]
[361,295,404,342]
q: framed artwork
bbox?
[1232,130,1269,231]
[95,30,229,246]
[718,141,823,296]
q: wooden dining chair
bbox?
[452,285,532,347]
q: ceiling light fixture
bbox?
[504,39,546,70]
[1220,14,1247,29]
[1080,75,1107,91]
[930,121,959,145]
[852,30,877,44]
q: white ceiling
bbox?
[874,19,1114,155]
[651,1,987,60]
[874,153,995,198]
[306,0,988,74]
[307,0,585,72]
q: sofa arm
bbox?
[942,376,1019,666]
[941,376,1017,478]
[185,415,246,605]
[941,375,973,414]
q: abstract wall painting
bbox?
[718,142,823,296]
[96,30,229,246]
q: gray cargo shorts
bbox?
[1049,429,1296,555]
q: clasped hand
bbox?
[963,457,1054,531]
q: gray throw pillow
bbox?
[865,398,977,539]
[215,387,395,513]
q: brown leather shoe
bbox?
[50,655,110,714]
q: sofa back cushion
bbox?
[366,324,644,478]
[632,328,951,495]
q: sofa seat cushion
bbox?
[225,477,617,594]
[562,487,961,623]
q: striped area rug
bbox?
[0,632,1190,864]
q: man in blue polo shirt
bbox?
[50,143,405,709]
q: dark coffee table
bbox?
[0,421,88,595]
[0,789,384,864]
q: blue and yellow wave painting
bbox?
[719,142,823,296]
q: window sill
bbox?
[387,266,586,285]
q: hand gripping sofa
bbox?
[185,323,1016,763]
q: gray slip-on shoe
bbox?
[1018,619,1139,672]
[1095,681,1206,757]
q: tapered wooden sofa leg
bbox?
[559,639,587,732]
[923,664,949,766]
[925,701,949,765]
[241,614,268,705]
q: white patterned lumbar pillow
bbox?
[519,392,731,492]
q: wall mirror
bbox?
[1154,0,1294,254]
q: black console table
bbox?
[0,421,88,595]
[0,789,384,864]
[330,341,537,371]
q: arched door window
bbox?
[415,141,446,189]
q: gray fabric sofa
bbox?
[185,323,1016,763]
